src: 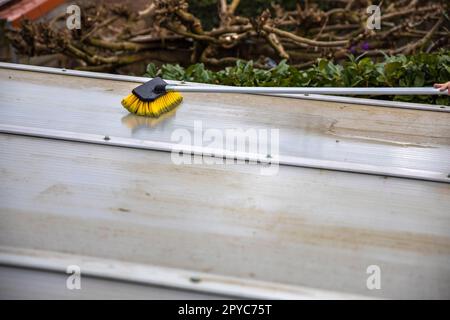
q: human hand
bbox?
[434,81,450,94]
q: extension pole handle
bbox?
[166,85,448,96]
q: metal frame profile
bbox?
[0,246,369,299]
[1,124,448,183]
[0,62,448,112]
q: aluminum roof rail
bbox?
[1,62,448,112]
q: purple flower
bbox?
[349,46,357,54]
[361,42,370,51]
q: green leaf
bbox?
[145,63,158,77]
[384,62,402,76]
[141,50,450,105]
[414,73,425,87]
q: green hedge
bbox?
[145,51,450,105]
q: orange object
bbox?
[0,0,65,27]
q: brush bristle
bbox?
[121,91,183,117]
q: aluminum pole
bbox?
[166,85,448,96]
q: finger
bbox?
[439,86,448,92]
[435,84,448,91]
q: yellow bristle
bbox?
[136,100,146,116]
[121,91,183,118]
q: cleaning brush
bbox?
[122,77,183,117]
[122,77,449,118]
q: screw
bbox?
[190,277,201,283]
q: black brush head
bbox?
[132,77,168,102]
